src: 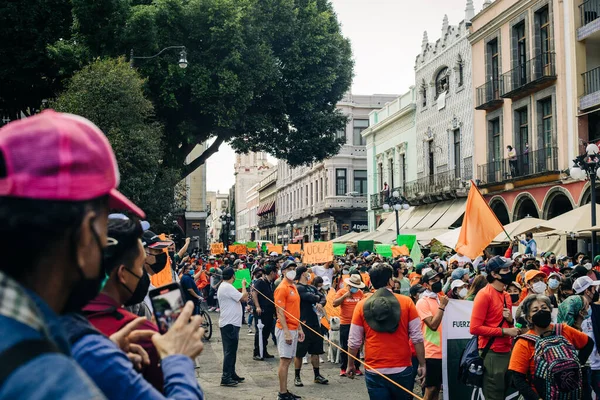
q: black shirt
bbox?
[253,277,275,314]
[296,283,326,328]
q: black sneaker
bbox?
[287,391,302,399]
[220,379,238,387]
[277,392,293,400]
[314,375,329,384]
[264,353,275,359]
[232,375,245,382]
[294,376,303,387]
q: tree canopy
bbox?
[52,58,182,226]
[69,0,354,176]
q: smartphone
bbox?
[149,283,186,334]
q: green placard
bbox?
[246,241,257,249]
[357,240,374,253]
[375,244,392,257]
[333,243,347,256]
[410,239,422,262]
[261,243,267,253]
[396,235,417,251]
[232,269,251,290]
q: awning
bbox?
[402,204,437,230]
[492,217,554,243]
[257,201,275,216]
[429,228,461,249]
[413,200,457,230]
[430,198,466,230]
[545,203,600,235]
[332,231,363,243]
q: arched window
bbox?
[421,80,427,107]
[456,55,464,87]
[435,67,449,98]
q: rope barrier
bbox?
[252,284,424,400]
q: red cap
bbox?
[0,110,145,218]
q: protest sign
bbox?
[396,235,417,250]
[391,245,410,257]
[246,241,257,249]
[267,244,283,254]
[287,243,302,254]
[303,241,334,264]
[229,244,247,255]
[210,243,224,255]
[333,243,347,256]
[375,244,392,257]
[232,269,251,290]
[357,240,374,252]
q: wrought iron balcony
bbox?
[404,166,472,203]
[477,146,559,186]
[500,52,557,98]
[583,66,600,96]
[258,215,276,229]
[580,0,600,27]
[475,79,503,111]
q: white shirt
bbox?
[312,265,334,283]
[143,283,156,313]
[217,281,243,327]
[581,313,600,370]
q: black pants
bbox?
[340,324,360,371]
[220,325,240,381]
[253,311,274,357]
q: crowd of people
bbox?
[2,111,600,400]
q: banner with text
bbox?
[210,243,224,255]
[229,244,247,255]
[303,241,334,264]
[266,244,283,255]
[287,243,302,254]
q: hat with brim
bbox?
[363,288,400,333]
[344,274,366,289]
[451,280,467,290]
[142,230,173,249]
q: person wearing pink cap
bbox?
[0,111,204,399]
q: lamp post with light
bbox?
[382,191,410,237]
[220,211,235,249]
[569,143,600,258]
[130,46,188,68]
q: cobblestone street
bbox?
[195,313,371,400]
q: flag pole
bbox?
[469,180,513,242]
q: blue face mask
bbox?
[349,287,359,294]
[568,262,574,268]
[189,269,195,276]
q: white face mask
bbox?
[458,288,468,298]
[285,270,296,280]
[532,281,547,294]
[323,285,330,291]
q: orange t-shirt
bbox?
[274,279,301,330]
[508,323,589,395]
[360,272,371,288]
[409,274,422,286]
[335,288,364,325]
[415,296,442,359]
[352,293,420,370]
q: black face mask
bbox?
[149,252,168,274]
[122,268,150,306]
[593,288,600,303]
[393,289,401,294]
[510,293,520,303]
[497,271,513,285]
[531,309,552,328]
[168,251,175,260]
[549,259,556,265]
[63,220,109,313]
[431,281,442,293]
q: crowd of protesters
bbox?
[2,111,600,400]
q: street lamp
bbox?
[219,211,234,249]
[382,190,410,237]
[569,143,600,258]
[130,46,188,68]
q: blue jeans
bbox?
[365,367,414,400]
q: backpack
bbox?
[519,324,582,400]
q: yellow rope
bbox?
[253,285,424,400]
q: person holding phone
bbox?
[217,267,248,387]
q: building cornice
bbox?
[469,0,533,44]
[362,104,416,139]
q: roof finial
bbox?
[465,0,475,22]
[483,0,492,8]
[442,14,449,34]
[422,31,429,51]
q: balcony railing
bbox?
[477,146,559,185]
[580,0,600,27]
[583,66,600,96]
[258,215,276,229]
[403,166,472,201]
[475,79,503,110]
[370,193,382,210]
[501,52,557,98]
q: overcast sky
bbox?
[206,0,482,193]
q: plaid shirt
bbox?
[0,270,47,334]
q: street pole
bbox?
[591,171,597,260]
[395,208,400,237]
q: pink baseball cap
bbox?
[0,110,145,218]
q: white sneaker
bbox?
[302,356,308,364]
[215,308,220,313]
[208,307,215,312]
[320,357,324,363]
[248,328,253,335]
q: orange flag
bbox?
[455,181,506,259]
